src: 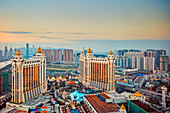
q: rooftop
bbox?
[0,106,16,113]
[69,90,85,102]
[109,93,126,99]
[133,91,142,97]
[21,95,51,107]
[85,94,119,113]
[130,100,159,113]
[15,49,22,55]
[108,50,114,55]
[66,80,76,85]
[36,46,44,54]
[133,73,147,76]
[121,92,132,95]
[100,93,111,99]
[116,82,135,88]
[120,104,125,110]
[87,48,92,53]
[81,50,84,54]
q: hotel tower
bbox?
[11,47,47,104]
[79,48,115,91]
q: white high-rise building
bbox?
[11,47,47,104]
[144,57,154,71]
[137,57,144,70]
[79,48,115,91]
[132,56,137,69]
[124,52,155,71]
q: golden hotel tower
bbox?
[11,47,47,104]
[79,48,115,91]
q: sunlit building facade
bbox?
[63,49,73,62]
[43,49,73,63]
[79,48,115,91]
[11,47,47,104]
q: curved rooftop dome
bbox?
[15,49,22,55]
[36,46,44,54]
[87,48,92,53]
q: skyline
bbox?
[1,40,170,54]
[0,0,170,52]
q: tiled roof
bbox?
[85,95,119,113]
[66,80,76,85]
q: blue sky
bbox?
[0,0,170,52]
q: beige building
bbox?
[43,49,52,62]
[144,57,155,71]
[79,48,115,91]
[160,55,168,72]
[11,47,47,104]
[63,49,73,62]
[53,49,62,62]
[44,49,73,63]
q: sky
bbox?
[0,0,170,52]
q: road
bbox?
[137,88,170,98]
[46,67,76,71]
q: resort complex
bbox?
[0,46,170,113]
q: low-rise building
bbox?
[83,94,123,113]
[83,91,127,113]
[105,91,127,103]
[6,95,52,111]
[128,100,160,113]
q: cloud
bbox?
[45,32,94,35]
[0,31,33,34]
[64,32,87,35]
[38,36,60,39]
[0,30,95,35]
[1,30,170,41]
